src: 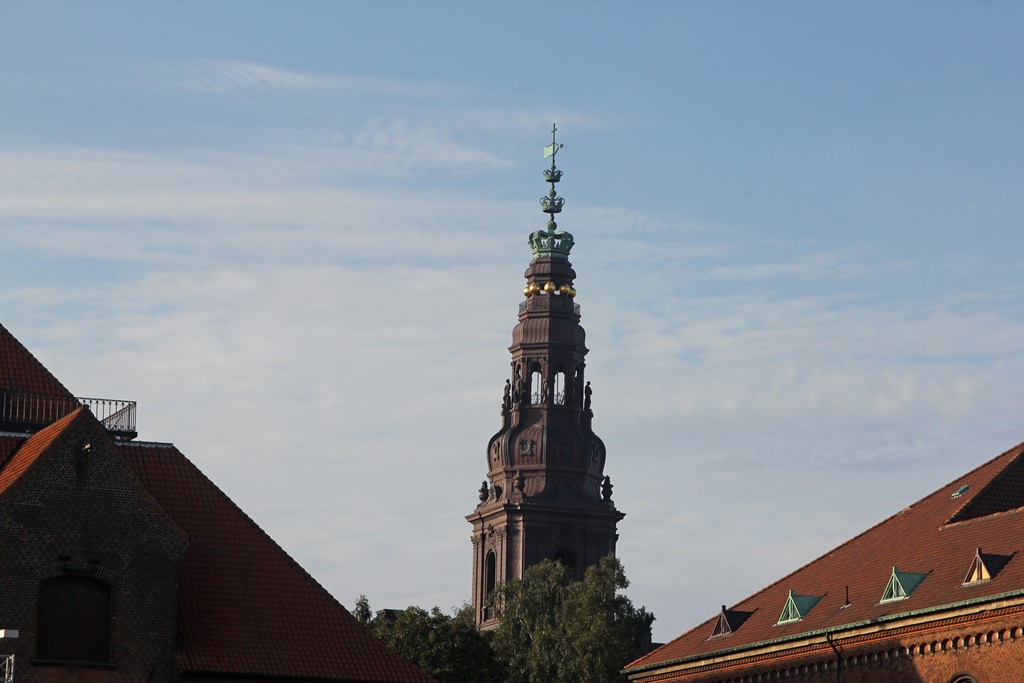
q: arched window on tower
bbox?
[485,551,497,596]
[37,576,111,663]
[553,370,566,405]
[530,366,543,404]
[484,550,497,620]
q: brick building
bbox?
[0,321,434,683]
[624,441,1024,683]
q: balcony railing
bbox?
[0,391,137,440]
[519,297,581,316]
[79,397,137,439]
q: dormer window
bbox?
[710,606,733,638]
[708,605,752,638]
[777,590,821,625]
[880,566,928,604]
[963,547,1012,586]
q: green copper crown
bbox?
[529,124,575,259]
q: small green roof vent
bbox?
[777,590,821,625]
[880,566,929,604]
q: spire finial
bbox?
[530,124,574,259]
[543,123,563,165]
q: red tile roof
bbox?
[949,449,1024,523]
[0,433,31,469]
[0,323,75,399]
[0,409,81,495]
[119,441,435,683]
[628,441,1024,672]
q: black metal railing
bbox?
[519,297,581,317]
[79,397,137,439]
[0,391,137,440]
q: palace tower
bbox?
[467,128,624,627]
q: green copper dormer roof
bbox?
[529,124,575,260]
[776,590,822,625]
[880,566,929,603]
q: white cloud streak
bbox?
[176,59,457,98]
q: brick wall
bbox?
[0,413,187,683]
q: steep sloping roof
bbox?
[120,441,435,683]
[628,440,1024,672]
[0,432,33,469]
[0,323,74,399]
[0,409,81,495]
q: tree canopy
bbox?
[354,598,503,683]
[355,555,653,683]
[491,555,654,683]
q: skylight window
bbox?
[880,566,928,604]
[951,485,970,499]
[776,590,821,625]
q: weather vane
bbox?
[543,123,563,161]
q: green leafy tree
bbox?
[491,555,654,683]
[354,598,503,683]
[353,594,373,626]
[491,559,571,683]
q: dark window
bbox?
[485,551,497,595]
[37,576,110,662]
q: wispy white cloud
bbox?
[175,59,457,98]
[704,250,872,280]
[0,141,522,266]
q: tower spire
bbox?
[467,128,623,627]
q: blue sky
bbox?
[2,1,1024,641]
